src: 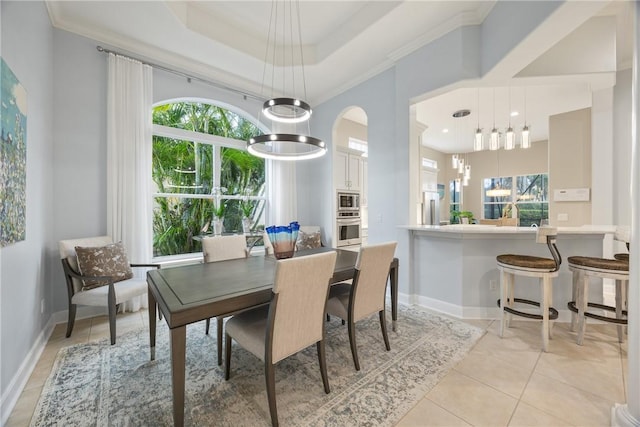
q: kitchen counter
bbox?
[403,224,614,319]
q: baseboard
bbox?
[1,316,55,427]
[397,292,575,322]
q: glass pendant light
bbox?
[457,157,465,174]
[474,89,483,151]
[489,89,499,150]
[521,125,531,148]
[504,87,515,150]
[452,154,459,169]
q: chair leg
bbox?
[570,270,579,331]
[342,319,345,325]
[506,273,514,328]
[108,302,117,345]
[615,279,625,343]
[548,276,554,340]
[541,276,551,352]
[577,274,589,346]
[224,333,232,381]
[108,285,117,345]
[205,318,210,335]
[265,362,279,427]
[499,270,507,338]
[347,318,360,371]
[217,317,224,366]
[326,313,330,322]
[379,310,391,351]
[316,340,330,394]
[66,304,77,338]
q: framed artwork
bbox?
[1,58,28,247]
[437,183,445,200]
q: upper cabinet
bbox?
[335,148,363,191]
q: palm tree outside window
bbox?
[151,101,266,257]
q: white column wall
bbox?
[611,4,640,426]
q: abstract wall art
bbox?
[1,58,28,247]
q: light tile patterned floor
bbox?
[6,311,627,426]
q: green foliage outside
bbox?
[152,102,265,257]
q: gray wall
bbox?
[303,1,562,295]
[0,0,54,416]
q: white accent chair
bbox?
[59,236,159,345]
[224,251,337,427]
[201,234,250,365]
[326,242,397,371]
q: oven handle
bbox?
[336,218,361,225]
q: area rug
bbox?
[31,305,484,427]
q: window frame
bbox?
[482,173,549,226]
[151,103,267,261]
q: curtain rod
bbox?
[96,46,263,102]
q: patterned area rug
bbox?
[31,305,484,426]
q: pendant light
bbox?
[504,87,515,150]
[474,88,483,151]
[521,87,531,148]
[489,89,500,150]
[247,0,326,161]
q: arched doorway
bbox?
[332,106,368,249]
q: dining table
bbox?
[146,246,399,427]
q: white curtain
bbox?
[106,53,153,312]
[267,161,297,225]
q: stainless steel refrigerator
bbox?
[422,191,440,225]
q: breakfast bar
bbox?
[404,225,615,320]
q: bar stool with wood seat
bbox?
[497,226,561,352]
[567,227,630,345]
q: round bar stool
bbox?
[567,258,628,345]
[567,227,630,345]
[497,227,561,352]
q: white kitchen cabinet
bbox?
[335,149,362,191]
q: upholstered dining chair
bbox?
[326,241,397,371]
[224,251,337,427]
[59,236,159,345]
[201,234,250,365]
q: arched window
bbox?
[152,100,266,258]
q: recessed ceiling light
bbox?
[452,109,471,118]
[511,111,519,117]
[442,128,449,133]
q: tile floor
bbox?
[7,310,627,427]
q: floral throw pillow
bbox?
[75,241,133,290]
[296,230,322,251]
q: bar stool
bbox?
[567,227,630,345]
[497,227,561,352]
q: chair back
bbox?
[269,251,337,363]
[535,227,561,271]
[202,235,248,263]
[615,226,630,246]
[59,236,113,294]
[352,242,397,321]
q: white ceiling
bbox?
[45,0,633,153]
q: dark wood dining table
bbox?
[146,247,399,427]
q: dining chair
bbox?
[326,241,397,371]
[201,234,250,365]
[59,236,160,345]
[224,250,337,427]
